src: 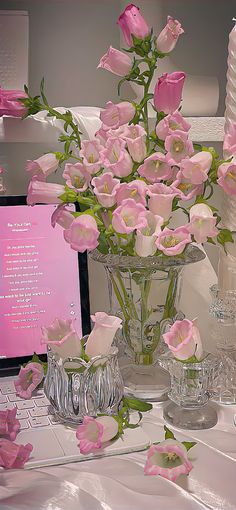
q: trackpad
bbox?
[17,429,65,467]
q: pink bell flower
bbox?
[95,127,110,146]
[187,203,218,244]
[0,408,20,442]
[165,130,194,165]
[116,180,147,206]
[76,415,119,455]
[98,46,132,77]
[41,317,82,358]
[0,88,28,118]
[27,180,65,206]
[63,163,91,191]
[154,72,186,115]
[135,211,163,257]
[180,151,212,185]
[156,226,191,256]
[171,171,204,201]
[14,362,44,399]
[26,153,59,181]
[51,205,75,229]
[122,124,147,163]
[138,153,173,183]
[156,111,191,141]
[144,439,192,481]
[100,138,133,178]
[112,198,147,234]
[0,439,33,469]
[64,214,100,252]
[85,312,122,358]
[148,183,178,221]
[163,318,203,361]
[91,172,120,208]
[217,161,236,196]
[156,16,184,54]
[117,4,150,47]
[100,101,135,129]
[223,120,236,158]
[79,140,103,175]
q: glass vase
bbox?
[44,346,124,425]
[209,285,236,404]
[159,354,221,430]
[90,245,205,401]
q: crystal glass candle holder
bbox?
[44,346,124,425]
[159,354,221,430]
[209,285,236,404]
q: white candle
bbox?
[218,20,236,291]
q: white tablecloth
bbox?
[1,402,236,510]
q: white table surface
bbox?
[0,402,236,510]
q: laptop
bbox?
[0,196,150,468]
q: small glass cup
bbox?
[44,346,124,425]
[159,354,221,430]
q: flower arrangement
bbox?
[163,318,203,362]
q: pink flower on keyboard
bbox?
[76,415,119,454]
[0,438,33,469]
[14,362,44,400]
[0,408,20,441]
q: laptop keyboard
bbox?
[0,379,59,430]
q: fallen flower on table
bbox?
[14,361,44,399]
[76,415,119,454]
[0,408,20,442]
[144,426,196,482]
[0,438,33,469]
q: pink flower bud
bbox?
[98,46,132,77]
[154,72,186,114]
[117,4,150,47]
[27,180,65,205]
[26,153,59,180]
[156,16,184,54]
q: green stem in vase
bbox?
[162,269,178,320]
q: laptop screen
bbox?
[0,201,87,361]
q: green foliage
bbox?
[164,425,175,440]
[217,228,234,250]
[182,441,197,451]
[123,397,152,412]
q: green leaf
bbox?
[97,232,109,254]
[164,425,175,440]
[123,397,152,412]
[182,441,197,452]
[217,228,234,247]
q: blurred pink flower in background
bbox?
[117,3,150,46]
[154,72,186,114]
[223,120,236,158]
[144,439,192,481]
[14,362,44,399]
[217,160,236,196]
[98,46,132,76]
[0,408,20,442]
[0,439,33,469]
[0,88,28,118]
[156,16,184,54]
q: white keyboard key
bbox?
[19,419,29,430]
[17,400,35,410]
[8,394,24,402]
[29,416,50,428]
[0,394,7,404]
[35,397,50,407]
[33,390,45,399]
[16,409,29,419]
[0,402,16,411]
[29,407,49,417]
[0,383,15,395]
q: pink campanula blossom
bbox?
[156,226,191,256]
[138,153,173,183]
[63,163,91,191]
[98,46,132,77]
[106,125,129,138]
[116,180,147,206]
[156,111,191,141]
[117,4,150,47]
[85,312,122,358]
[92,172,120,208]
[64,214,99,252]
[180,151,212,185]
[154,72,186,115]
[26,153,58,180]
[76,415,119,455]
[122,124,147,162]
[51,205,74,229]
[100,138,133,178]
[165,130,194,165]
[0,88,28,118]
[148,183,178,221]
[187,203,218,244]
[41,317,82,358]
[100,101,135,129]
[112,198,147,234]
[223,120,236,158]
[14,362,44,399]
[171,171,204,201]
[217,161,236,196]
[163,318,203,361]
[95,127,110,146]
[144,439,192,481]
[156,16,184,55]
[0,439,33,469]
[79,140,103,175]
[135,211,163,257]
[0,408,20,441]
[27,180,65,206]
